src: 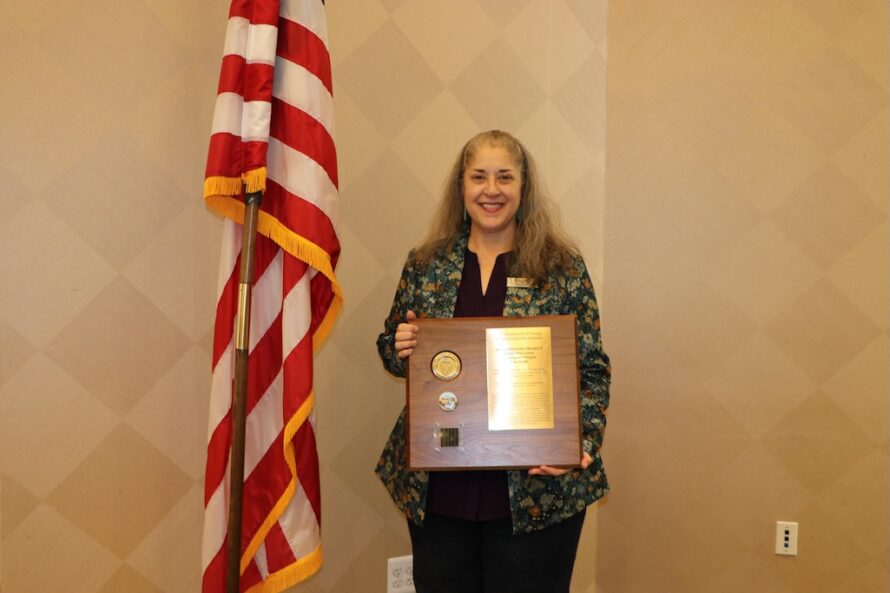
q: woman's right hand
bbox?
[395,310,419,359]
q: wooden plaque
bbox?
[407,315,581,471]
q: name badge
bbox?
[506,277,534,289]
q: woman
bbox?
[375,130,610,593]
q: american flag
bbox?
[202,1,340,591]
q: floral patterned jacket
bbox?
[374,228,611,534]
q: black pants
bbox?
[407,510,586,593]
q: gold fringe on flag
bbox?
[204,194,344,350]
[247,547,323,593]
[243,167,267,194]
[241,391,322,592]
[203,167,268,200]
[204,175,243,198]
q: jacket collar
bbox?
[443,222,471,268]
[426,224,470,318]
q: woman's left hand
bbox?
[528,452,592,477]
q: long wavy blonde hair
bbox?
[415,130,579,282]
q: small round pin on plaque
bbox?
[437,391,458,412]
[431,351,461,381]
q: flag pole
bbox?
[226,189,263,593]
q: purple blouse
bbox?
[424,249,512,521]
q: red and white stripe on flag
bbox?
[202,0,340,592]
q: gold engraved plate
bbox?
[506,277,535,289]
[486,327,554,430]
[438,391,458,412]
[431,351,461,381]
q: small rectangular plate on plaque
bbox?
[407,315,581,471]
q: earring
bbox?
[463,207,467,222]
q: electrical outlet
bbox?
[387,555,415,593]
[775,521,798,556]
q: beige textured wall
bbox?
[0,1,606,592]
[1,1,225,592]
[598,2,889,593]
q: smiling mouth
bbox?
[479,202,505,212]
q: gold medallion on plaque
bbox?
[431,351,461,381]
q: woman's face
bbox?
[462,144,522,244]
